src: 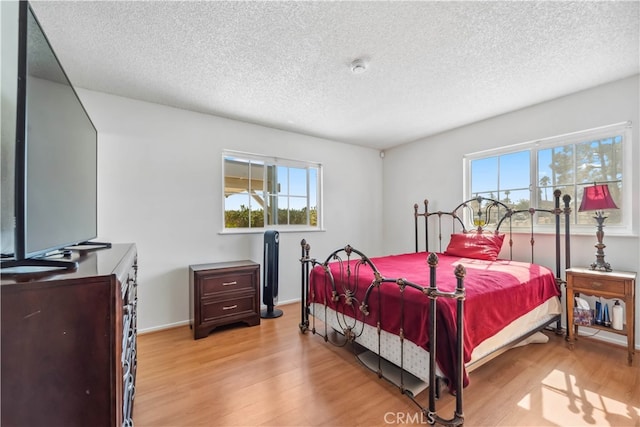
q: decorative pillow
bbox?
[444,233,505,261]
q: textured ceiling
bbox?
[29,1,640,150]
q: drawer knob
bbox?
[222,281,238,286]
[223,304,238,311]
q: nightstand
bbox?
[189,260,261,339]
[565,267,636,365]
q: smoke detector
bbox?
[350,58,368,74]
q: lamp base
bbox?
[589,261,612,272]
[589,212,613,272]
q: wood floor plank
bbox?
[133,303,640,426]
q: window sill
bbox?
[219,227,326,235]
[504,225,635,238]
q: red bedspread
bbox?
[308,251,560,389]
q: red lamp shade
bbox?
[579,184,619,212]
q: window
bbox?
[465,122,632,232]
[222,151,322,231]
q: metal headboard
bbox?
[414,190,572,274]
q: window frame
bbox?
[221,150,323,233]
[463,121,633,236]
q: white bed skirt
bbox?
[308,296,561,384]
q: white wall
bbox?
[78,75,638,345]
[383,75,640,348]
[77,89,383,332]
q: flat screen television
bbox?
[2,2,98,270]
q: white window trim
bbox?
[220,150,324,234]
[463,121,633,236]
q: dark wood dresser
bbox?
[189,260,260,339]
[1,243,138,427]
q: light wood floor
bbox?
[134,303,639,426]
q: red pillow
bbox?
[444,233,505,261]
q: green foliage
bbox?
[225,205,317,228]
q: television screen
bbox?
[14,3,97,261]
[1,0,20,257]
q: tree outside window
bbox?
[468,123,627,228]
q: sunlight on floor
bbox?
[517,369,639,426]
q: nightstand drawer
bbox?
[200,272,255,296]
[571,275,625,296]
[201,294,257,323]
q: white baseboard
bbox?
[576,326,639,350]
[138,298,303,335]
[139,319,190,335]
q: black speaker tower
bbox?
[261,230,283,318]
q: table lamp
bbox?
[579,183,618,272]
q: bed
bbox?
[298,190,572,426]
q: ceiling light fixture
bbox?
[351,58,367,74]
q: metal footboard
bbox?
[299,243,466,426]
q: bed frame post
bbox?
[454,264,466,422]
[414,203,420,253]
[562,193,572,335]
[414,200,430,253]
[563,194,571,271]
[554,190,562,280]
[552,190,572,333]
[427,253,465,427]
[299,239,310,332]
[424,199,429,252]
[428,254,438,414]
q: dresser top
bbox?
[189,260,258,272]
[1,243,136,286]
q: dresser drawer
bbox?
[201,293,257,323]
[200,271,255,296]
[571,275,625,296]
